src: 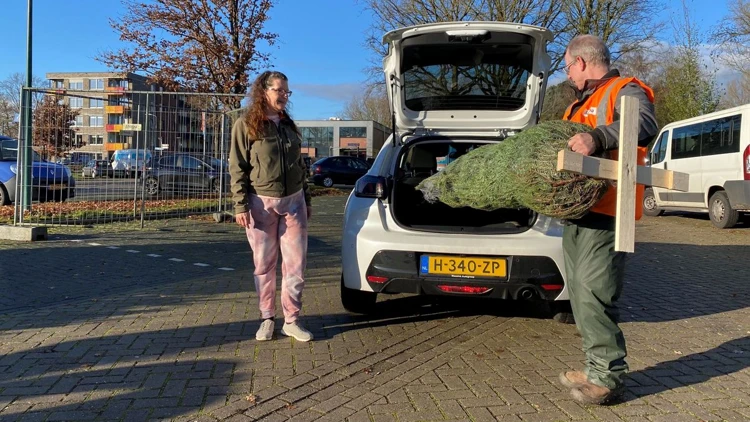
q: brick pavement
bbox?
[0,198,748,422]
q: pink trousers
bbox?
[245,190,308,324]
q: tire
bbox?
[145,177,160,197]
[642,188,663,217]
[340,275,377,314]
[211,179,221,194]
[550,300,575,324]
[0,184,9,206]
[322,176,334,188]
[708,191,739,229]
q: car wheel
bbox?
[642,188,663,217]
[323,176,334,188]
[145,177,160,197]
[211,179,221,194]
[0,184,9,206]
[708,191,739,229]
[340,275,377,314]
[550,300,575,324]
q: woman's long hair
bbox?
[244,71,299,138]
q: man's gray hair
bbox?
[566,35,611,67]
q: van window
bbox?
[702,115,742,156]
[672,123,702,159]
[651,131,668,164]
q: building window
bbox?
[74,115,84,127]
[49,80,64,88]
[89,79,104,90]
[69,81,83,90]
[90,135,104,145]
[300,126,334,158]
[108,115,122,124]
[340,127,367,138]
[90,116,103,127]
[90,98,104,108]
[69,97,83,108]
[74,134,84,147]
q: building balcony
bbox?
[105,105,125,114]
[105,86,127,94]
[106,124,123,133]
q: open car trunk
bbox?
[391,139,536,234]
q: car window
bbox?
[159,156,177,167]
[180,156,202,170]
[329,158,344,167]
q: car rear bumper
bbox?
[362,250,564,301]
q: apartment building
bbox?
[46,72,216,160]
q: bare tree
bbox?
[540,81,576,122]
[32,96,79,159]
[714,0,750,73]
[652,0,721,126]
[361,0,659,79]
[98,0,278,109]
[0,73,47,136]
[719,72,750,109]
[340,85,392,128]
[559,0,663,67]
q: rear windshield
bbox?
[0,139,42,162]
[401,32,534,112]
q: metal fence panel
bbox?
[3,88,245,230]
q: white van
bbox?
[111,149,152,178]
[644,104,750,228]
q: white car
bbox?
[340,22,573,321]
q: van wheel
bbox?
[709,191,739,229]
[0,184,9,206]
[340,275,377,314]
[550,300,575,324]
[642,188,663,217]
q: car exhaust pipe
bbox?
[518,288,536,300]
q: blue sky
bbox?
[0,0,730,120]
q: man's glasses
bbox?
[268,88,293,97]
[564,57,580,74]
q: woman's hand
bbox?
[235,212,251,228]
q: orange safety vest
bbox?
[563,77,655,220]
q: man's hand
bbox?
[306,206,312,222]
[568,132,596,156]
[235,212,251,228]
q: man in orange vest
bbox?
[557,35,658,405]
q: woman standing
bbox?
[229,71,313,342]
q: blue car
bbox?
[0,136,76,205]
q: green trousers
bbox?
[563,219,627,390]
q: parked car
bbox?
[310,156,370,187]
[0,136,76,205]
[339,22,572,321]
[111,149,152,178]
[143,153,229,197]
[644,103,750,228]
[81,160,113,178]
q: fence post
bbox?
[140,93,150,228]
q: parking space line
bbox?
[194,263,210,267]
[169,258,185,262]
[126,250,139,253]
[147,254,161,258]
[88,242,102,246]
[217,267,235,271]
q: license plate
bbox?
[48,184,66,190]
[420,255,507,278]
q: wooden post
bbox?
[556,95,690,253]
[615,96,639,253]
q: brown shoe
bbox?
[558,371,588,389]
[570,383,624,405]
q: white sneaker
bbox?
[281,322,313,342]
[255,319,275,341]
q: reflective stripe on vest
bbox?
[563,77,654,219]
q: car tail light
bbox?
[355,175,388,199]
[540,284,564,291]
[437,285,491,294]
[744,145,750,180]
[313,165,322,174]
[366,275,389,284]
